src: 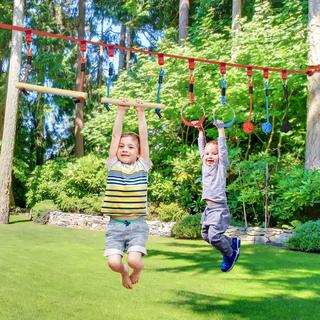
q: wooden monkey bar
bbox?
[101,97,165,109]
[16,82,88,99]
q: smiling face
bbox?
[204,142,219,166]
[116,135,140,165]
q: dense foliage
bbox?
[287,220,320,252]
[1,0,318,227]
[172,214,202,239]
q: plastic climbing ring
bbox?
[212,104,236,128]
[180,102,206,127]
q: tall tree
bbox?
[305,0,320,170]
[231,0,242,62]
[179,0,189,43]
[0,0,24,224]
[119,23,126,70]
[75,0,86,157]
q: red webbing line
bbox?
[22,48,32,82]
[0,23,316,76]
[78,41,86,94]
[248,79,253,121]
[243,67,255,134]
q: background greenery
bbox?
[1,0,319,227]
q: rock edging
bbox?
[48,211,292,245]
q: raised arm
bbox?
[136,107,150,162]
[108,106,128,159]
[196,124,206,159]
[216,120,229,167]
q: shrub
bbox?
[55,193,103,215]
[157,202,187,222]
[287,220,320,252]
[273,168,320,224]
[31,200,57,224]
[26,155,106,213]
[172,214,202,239]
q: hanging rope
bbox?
[243,67,254,134]
[262,68,272,134]
[155,53,164,118]
[103,46,114,111]
[74,40,87,103]
[180,59,206,127]
[213,63,236,128]
[280,70,290,133]
[19,30,33,96]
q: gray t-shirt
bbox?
[198,136,229,203]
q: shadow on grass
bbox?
[148,241,320,279]
[9,218,31,224]
[164,290,320,319]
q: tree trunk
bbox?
[75,0,86,157]
[179,0,189,44]
[0,106,4,142]
[119,23,126,71]
[97,20,104,87]
[231,0,242,62]
[35,94,45,165]
[0,0,24,224]
[305,0,320,170]
[0,58,4,141]
[126,26,131,70]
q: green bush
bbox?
[273,168,320,224]
[172,214,202,239]
[31,200,57,224]
[157,202,187,222]
[55,193,103,215]
[26,155,106,213]
[287,220,320,252]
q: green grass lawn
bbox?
[0,215,319,320]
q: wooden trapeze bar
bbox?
[16,82,88,99]
[101,97,165,109]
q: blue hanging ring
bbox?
[212,104,236,128]
[212,77,235,128]
[262,81,272,134]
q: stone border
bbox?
[48,211,292,245]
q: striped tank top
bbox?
[101,158,152,216]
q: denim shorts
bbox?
[104,217,149,257]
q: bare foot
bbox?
[130,269,142,284]
[121,265,133,289]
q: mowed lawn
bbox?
[0,216,319,320]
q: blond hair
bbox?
[206,140,218,147]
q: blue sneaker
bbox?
[220,237,241,272]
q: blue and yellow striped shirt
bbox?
[101,158,152,216]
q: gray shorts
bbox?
[104,217,149,257]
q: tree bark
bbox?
[119,23,126,71]
[97,20,104,87]
[75,0,86,157]
[306,1,320,170]
[126,26,131,70]
[231,0,242,62]
[179,0,189,44]
[0,0,24,224]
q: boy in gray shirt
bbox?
[196,120,240,272]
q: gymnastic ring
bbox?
[180,101,206,127]
[212,104,236,128]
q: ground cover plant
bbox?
[0,215,319,320]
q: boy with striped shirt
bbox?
[102,106,152,289]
